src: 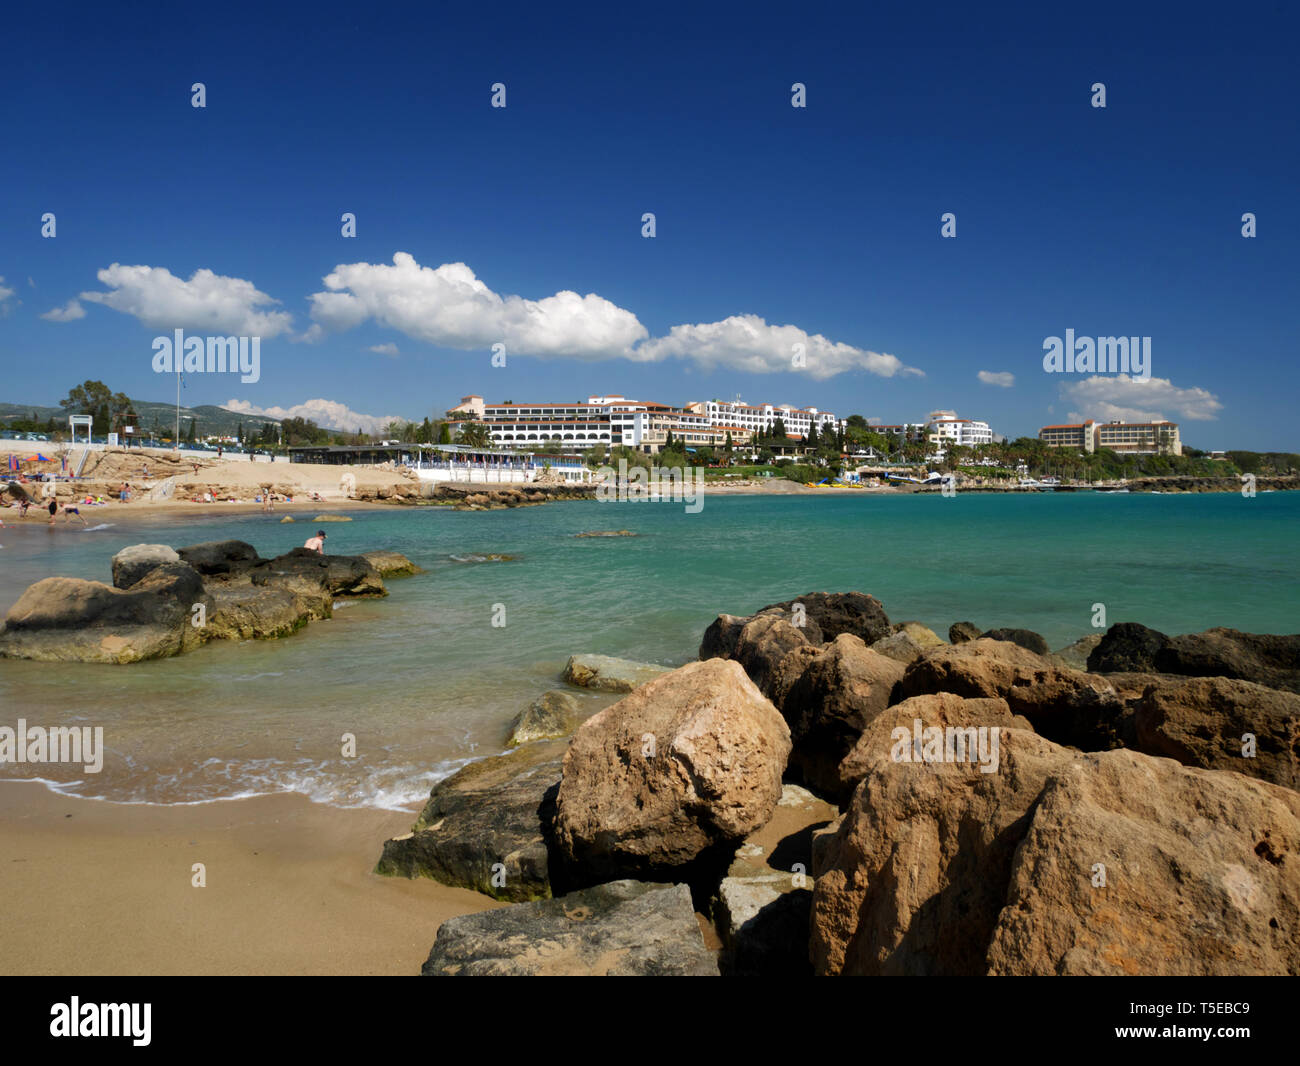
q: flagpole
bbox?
[175,361,180,458]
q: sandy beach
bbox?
[0,781,503,975]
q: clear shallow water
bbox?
[1,491,1296,809]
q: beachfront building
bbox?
[687,399,845,439]
[444,395,754,454]
[927,416,993,447]
[1038,419,1182,456]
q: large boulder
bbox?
[1053,633,1104,671]
[811,727,1075,975]
[111,543,181,589]
[981,627,1050,656]
[0,564,212,663]
[1133,676,1300,790]
[779,635,906,800]
[1087,622,1170,673]
[899,639,1124,750]
[868,629,925,666]
[757,591,891,646]
[176,539,262,576]
[561,653,671,693]
[377,741,567,901]
[892,621,946,651]
[421,880,719,976]
[985,749,1300,975]
[554,659,791,882]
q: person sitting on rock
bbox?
[303,530,327,554]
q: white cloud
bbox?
[634,314,922,381]
[308,253,648,360]
[369,342,400,356]
[222,398,408,436]
[41,299,86,322]
[81,264,294,337]
[978,370,1015,387]
[1062,375,1222,422]
[306,253,918,379]
[0,276,17,316]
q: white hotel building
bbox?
[445,394,846,454]
[927,416,993,447]
[687,400,846,439]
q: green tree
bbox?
[456,422,493,449]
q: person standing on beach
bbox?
[303,530,326,554]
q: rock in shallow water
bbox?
[421,880,719,976]
[377,740,567,901]
[110,543,180,589]
[561,653,670,692]
[507,690,580,747]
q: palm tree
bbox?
[456,422,493,449]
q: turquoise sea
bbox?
[1,491,1296,809]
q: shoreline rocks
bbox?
[0,540,419,663]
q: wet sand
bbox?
[0,781,502,975]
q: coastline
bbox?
[0,780,502,976]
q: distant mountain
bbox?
[0,400,281,437]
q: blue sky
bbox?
[1,1,1296,448]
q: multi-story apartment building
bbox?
[1038,419,1182,456]
[873,424,929,443]
[686,400,845,440]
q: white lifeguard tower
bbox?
[68,415,93,478]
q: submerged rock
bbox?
[507,690,580,747]
[421,880,719,976]
[561,653,670,692]
[358,550,422,577]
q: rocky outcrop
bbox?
[421,880,719,976]
[377,741,567,901]
[899,639,1125,750]
[0,540,400,663]
[1133,677,1300,790]
[554,659,791,883]
[985,750,1300,975]
[981,627,1050,656]
[561,653,670,693]
[779,635,906,800]
[507,690,580,747]
[0,564,213,664]
[110,543,181,589]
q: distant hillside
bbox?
[0,401,281,437]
